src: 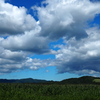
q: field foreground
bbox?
[0,83,100,100]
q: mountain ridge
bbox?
[60,76,100,84]
[0,76,100,84]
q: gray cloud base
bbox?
[53,27,100,76]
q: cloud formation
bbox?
[37,0,100,40]
[0,0,37,35]
[0,0,100,76]
[0,30,50,53]
[53,27,100,76]
[0,46,51,74]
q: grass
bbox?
[0,83,100,100]
[93,79,100,83]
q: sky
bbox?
[0,0,100,81]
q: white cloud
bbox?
[46,70,49,72]
[0,47,52,74]
[25,58,52,70]
[0,29,50,53]
[52,27,100,76]
[0,0,100,76]
[37,0,100,40]
[0,0,37,35]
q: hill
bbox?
[0,78,48,83]
[0,76,100,84]
[60,76,100,84]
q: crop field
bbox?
[93,79,100,83]
[0,83,100,100]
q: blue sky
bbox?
[0,0,100,81]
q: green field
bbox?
[93,79,100,83]
[0,83,100,100]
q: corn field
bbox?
[0,83,100,100]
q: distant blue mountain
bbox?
[0,78,48,83]
[0,76,100,84]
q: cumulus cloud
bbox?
[0,0,50,54]
[0,48,26,61]
[0,29,50,54]
[53,27,100,76]
[0,0,51,74]
[0,47,26,73]
[0,0,100,76]
[0,47,51,74]
[37,0,100,40]
[0,0,37,36]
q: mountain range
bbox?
[0,76,100,84]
